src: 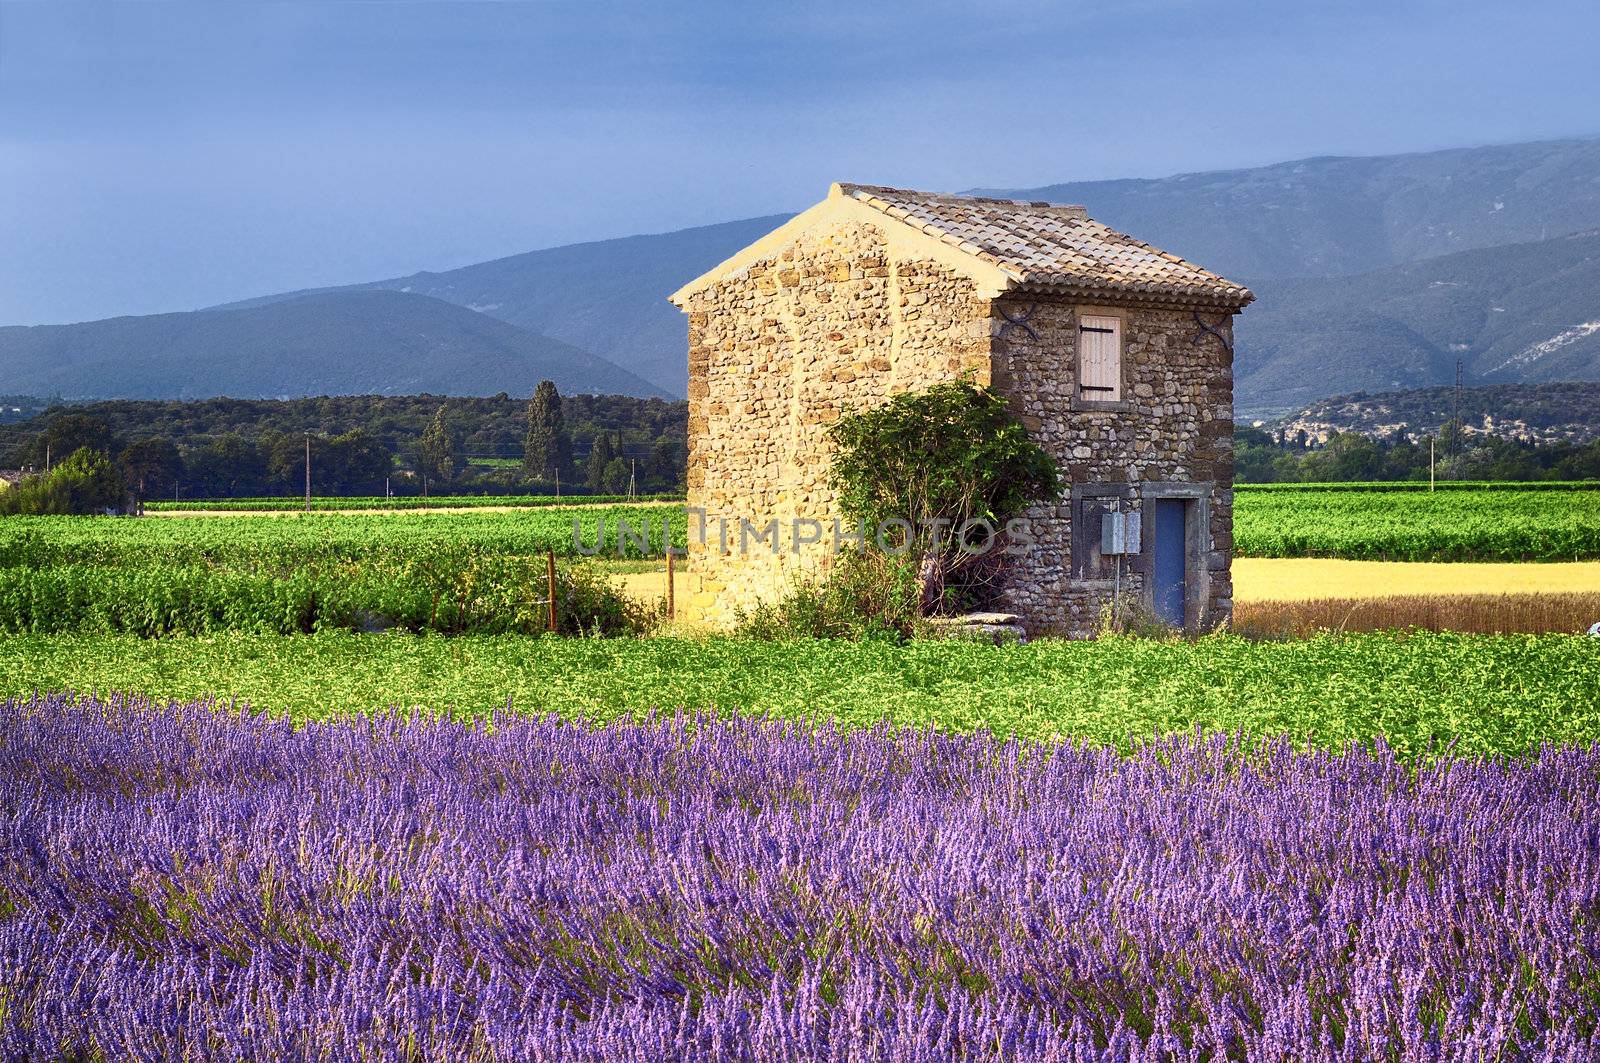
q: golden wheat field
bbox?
[605,559,1600,636]
[1232,558,1600,601]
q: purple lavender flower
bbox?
[2,693,1596,1060]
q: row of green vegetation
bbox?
[1233,485,1600,561]
[144,493,683,511]
[7,631,1596,758]
[0,506,683,567]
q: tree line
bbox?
[0,385,688,507]
[4,384,694,512]
[1237,424,1600,483]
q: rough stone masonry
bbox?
[670,183,1253,635]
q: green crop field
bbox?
[145,493,683,511]
[0,506,681,636]
[7,631,1597,758]
[125,482,1600,563]
[3,484,1598,640]
[1233,484,1600,561]
[0,506,683,567]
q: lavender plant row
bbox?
[4,695,1598,1061]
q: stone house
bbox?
[668,183,1253,635]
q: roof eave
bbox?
[1015,274,1255,311]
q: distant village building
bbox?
[669,183,1253,635]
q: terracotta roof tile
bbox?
[838,183,1253,308]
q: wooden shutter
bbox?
[1079,316,1121,401]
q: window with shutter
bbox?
[1078,315,1122,402]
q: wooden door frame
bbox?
[1138,482,1211,631]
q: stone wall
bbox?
[990,297,1236,635]
[680,219,991,625]
[680,216,1239,634]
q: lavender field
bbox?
[4,694,1598,1060]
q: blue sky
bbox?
[2,0,1598,326]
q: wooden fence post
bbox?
[666,546,675,620]
[546,549,557,633]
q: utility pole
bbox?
[1451,360,1463,456]
[1430,437,1435,492]
[627,459,637,501]
[554,468,560,499]
[304,433,311,513]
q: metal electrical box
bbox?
[1100,510,1141,555]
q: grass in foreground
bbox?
[5,695,1595,1059]
[6,631,1598,757]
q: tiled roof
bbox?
[838,183,1253,308]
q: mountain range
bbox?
[0,291,667,400]
[1236,228,1600,411]
[5,136,1600,412]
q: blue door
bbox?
[1151,499,1187,627]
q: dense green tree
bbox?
[1299,432,1385,482]
[0,448,124,515]
[828,381,1059,613]
[263,434,310,494]
[419,406,460,483]
[117,437,182,507]
[21,414,117,471]
[1555,441,1600,480]
[649,433,688,492]
[601,456,631,495]
[829,382,1059,537]
[320,430,394,494]
[586,433,616,493]
[524,380,572,482]
[184,434,267,497]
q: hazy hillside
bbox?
[1271,382,1600,446]
[1236,229,1600,414]
[213,216,786,396]
[986,138,1600,280]
[23,137,1600,405]
[0,290,668,400]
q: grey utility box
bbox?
[1100,510,1142,555]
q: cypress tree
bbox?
[585,432,615,493]
[419,405,458,483]
[524,380,571,482]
